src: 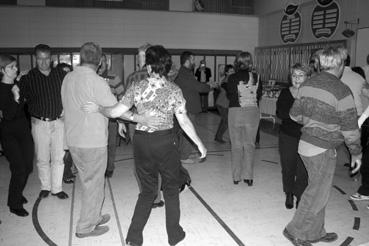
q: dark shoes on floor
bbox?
[51,191,69,199]
[105,170,114,178]
[63,176,75,184]
[126,242,141,246]
[283,228,312,246]
[21,196,28,204]
[214,138,226,144]
[75,225,109,238]
[152,200,165,208]
[285,193,294,209]
[233,180,240,185]
[10,208,29,217]
[308,232,338,243]
[244,179,253,186]
[39,190,50,199]
[170,231,186,246]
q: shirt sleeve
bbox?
[94,78,117,107]
[119,81,135,109]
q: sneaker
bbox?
[308,232,338,243]
[283,228,312,246]
[75,225,109,238]
[181,159,195,164]
[97,214,110,226]
[152,200,165,208]
[51,191,69,199]
[350,193,369,201]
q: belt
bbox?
[32,115,61,122]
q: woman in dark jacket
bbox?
[276,63,309,209]
[0,54,34,217]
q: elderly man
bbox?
[283,47,362,246]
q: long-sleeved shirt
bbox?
[276,87,302,138]
[18,67,66,119]
[290,71,361,156]
[0,83,26,121]
[174,66,210,114]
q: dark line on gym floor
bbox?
[68,180,76,246]
[189,186,245,246]
[340,236,354,246]
[353,217,360,230]
[333,185,346,195]
[348,200,358,211]
[107,178,126,246]
[262,160,278,164]
[115,157,134,162]
[32,197,58,246]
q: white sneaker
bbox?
[350,193,369,201]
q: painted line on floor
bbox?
[333,185,346,195]
[68,180,76,246]
[32,197,58,246]
[107,178,126,246]
[256,146,278,149]
[340,236,354,246]
[348,200,358,211]
[353,217,360,230]
[189,186,245,246]
[261,160,278,165]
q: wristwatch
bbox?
[128,112,134,121]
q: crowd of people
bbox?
[1,43,369,246]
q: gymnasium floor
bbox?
[0,112,369,246]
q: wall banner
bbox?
[311,0,340,39]
[280,4,301,43]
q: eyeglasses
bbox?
[291,74,306,79]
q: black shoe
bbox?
[10,208,29,217]
[21,196,28,204]
[285,193,294,209]
[39,190,50,199]
[233,180,240,185]
[105,170,113,178]
[51,191,69,199]
[63,177,75,184]
[283,228,312,246]
[152,200,165,208]
[244,179,253,186]
[214,138,226,144]
[126,242,141,246]
[308,232,338,243]
[296,198,300,209]
[170,231,186,246]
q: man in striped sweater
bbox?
[283,47,362,246]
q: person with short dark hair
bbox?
[0,54,34,217]
[283,47,362,245]
[17,44,68,200]
[195,59,212,112]
[82,45,207,246]
[276,63,309,210]
[175,51,210,164]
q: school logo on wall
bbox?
[280,4,301,43]
[311,0,340,39]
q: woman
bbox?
[82,45,206,246]
[225,52,262,186]
[214,64,234,143]
[0,55,34,217]
[276,63,309,209]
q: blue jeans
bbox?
[286,149,337,241]
[228,107,260,181]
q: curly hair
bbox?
[146,45,172,77]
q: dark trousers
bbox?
[126,129,184,245]
[279,131,308,200]
[107,120,118,172]
[63,150,74,180]
[215,105,228,140]
[1,118,34,209]
[358,119,369,195]
[199,93,208,112]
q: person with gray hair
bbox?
[283,46,362,245]
[62,42,163,238]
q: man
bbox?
[283,47,362,246]
[97,53,124,178]
[125,43,164,208]
[175,52,211,164]
[195,60,212,112]
[18,44,68,199]
[62,42,114,237]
